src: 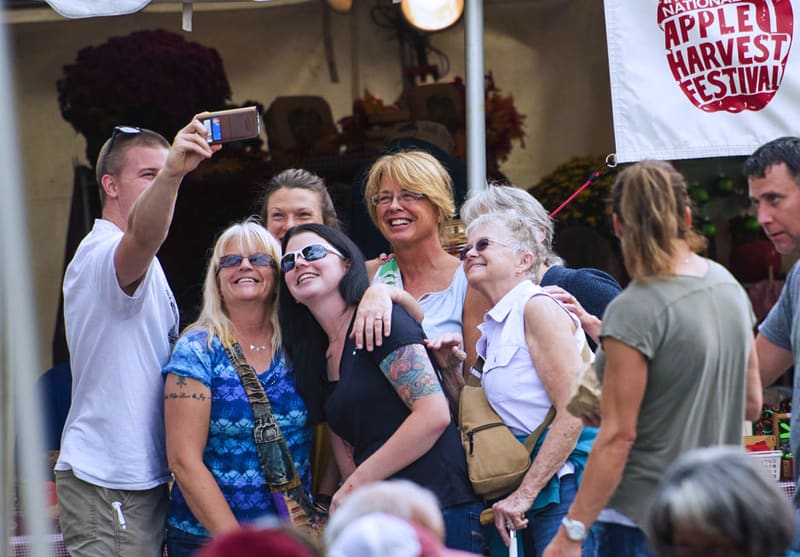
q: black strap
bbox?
[223,341,302,492]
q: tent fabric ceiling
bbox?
[44,0,149,17]
[40,0,308,19]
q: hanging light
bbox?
[401,0,464,32]
[326,0,353,13]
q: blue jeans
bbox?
[488,474,596,557]
[166,527,209,557]
[787,507,800,556]
[442,501,486,554]
[593,522,658,557]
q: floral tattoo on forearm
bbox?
[380,344,442,409]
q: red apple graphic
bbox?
[657,0,794,113]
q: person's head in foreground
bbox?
[327,512,475,557]
[645,445,795,557]
[324,479,445,547]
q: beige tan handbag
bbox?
[459,357,555,501]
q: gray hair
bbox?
[645,446,795,557]
[465,211,547,278]
[460,182,563,266]
[324,480,444,548]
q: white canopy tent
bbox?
[1,2,489,556]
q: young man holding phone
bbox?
[55,117,220,557]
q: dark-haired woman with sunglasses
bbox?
[162,219,313,556]
[461,211,597,557]
[279,223,484,553]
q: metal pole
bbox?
[464,0,486,197]
[0,10,51,557]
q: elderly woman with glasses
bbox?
[459,210,597,557]
[162,219,314,557]
[278,223,483,553]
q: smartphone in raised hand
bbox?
[199,106,260,144]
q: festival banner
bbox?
[604,0,799,162]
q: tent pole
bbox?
[0,10,51,557]
[465,0,486,197]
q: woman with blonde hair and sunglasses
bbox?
[162,219,314,556]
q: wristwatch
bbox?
[561,516,587,541]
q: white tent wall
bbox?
[8,0,613,371]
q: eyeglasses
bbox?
[370,190,428,207]
[217,253,276,272]
[280,243,345,273]
[459,238,509,260]
[108,125,142,153]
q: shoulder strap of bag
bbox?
[223,341,302,492]
[522,406,556,452]
[472,356,556,454]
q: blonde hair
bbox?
[611,160,706,282]
[187,218,282,357]
[363,150,455,242]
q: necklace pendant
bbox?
[249,344,267,353]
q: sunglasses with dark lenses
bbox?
[280,244,345,273]
[459,238,509,260]
[217,253,276,272]
[108,125,143,153]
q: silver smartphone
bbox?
[200,106,260,144]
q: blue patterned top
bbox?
[162,329,312,537]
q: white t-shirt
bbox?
[56,219,178,489]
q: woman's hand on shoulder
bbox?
[351,284,394,350]
[542,285,602,345]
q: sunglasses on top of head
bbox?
[459,238,510,261]
[107,125,142,153]
[217,253,276,273]
[280,243,346,273]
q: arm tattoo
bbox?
[380,344,442,409]
[175,376,188,388]
[163,391,208,402]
